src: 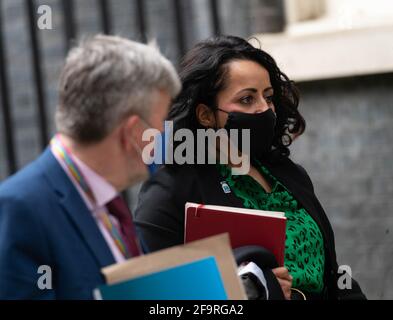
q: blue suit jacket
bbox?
[0,148,122,299]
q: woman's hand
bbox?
[272,267,293,300]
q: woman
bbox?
[134,35,366,300]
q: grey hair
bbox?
[55,34,181,143]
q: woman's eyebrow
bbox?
[263,86,274,94]
[237,88,258,94]
[236,87,274,95]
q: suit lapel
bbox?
[199,161,324,227]
[38,148,116,268]
[198,164,245,208]
[199,160,326,235]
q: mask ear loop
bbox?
[128,116,153,163]
[130,138,143,157]
[203,106,222,163]
[213,110,219,131]
[213,107,239,166]
[215,107,250,169]
[214,107,229,130]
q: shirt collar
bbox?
[70,154,118,209]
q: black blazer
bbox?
[134,157,366,300]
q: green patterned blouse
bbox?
[217,162,325,293]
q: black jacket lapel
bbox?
[196,164,245,208]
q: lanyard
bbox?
[51,134,131,258]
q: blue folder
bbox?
[95,256,228,300]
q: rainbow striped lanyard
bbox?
[51,135,131,259]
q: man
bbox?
[0,35,181,299]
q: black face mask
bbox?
[216,108,277,160]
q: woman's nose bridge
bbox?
[254,96,270,113]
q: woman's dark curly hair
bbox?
[168,35,305,161]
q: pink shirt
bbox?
[51,146,126,263]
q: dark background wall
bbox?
[291,73,393,299]
[0,0,284,186]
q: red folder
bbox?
[184,202,287,266]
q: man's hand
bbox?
[272,267,293,300]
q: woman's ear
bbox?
[196,104,216,128]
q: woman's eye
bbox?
[240,96,254,104]
[265,95,274,105]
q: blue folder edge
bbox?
[94,256,228,300]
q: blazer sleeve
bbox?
[295,163,315,193]
[0,196,55,299]
[134,168,187,253]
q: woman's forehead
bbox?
[225,59,272,90]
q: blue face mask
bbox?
[146,144,163,176]
[142,130,166,177]
[135,120,169,177]
[147,163,159,175]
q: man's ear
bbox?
[120,115,143,152]
[196,104,216,128]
